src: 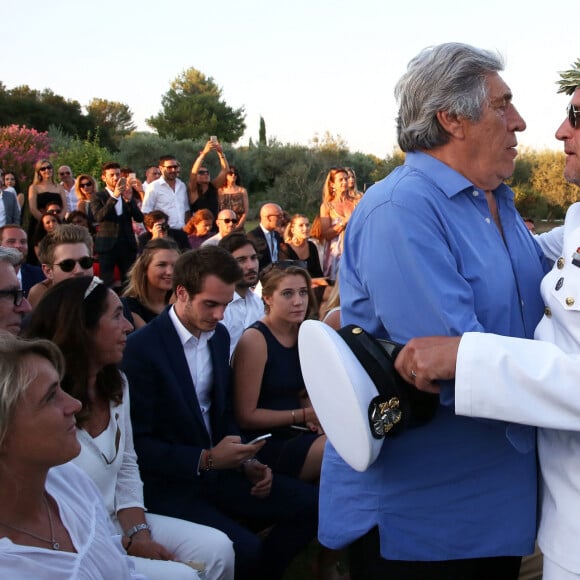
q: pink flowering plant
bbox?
[0,125,53,188]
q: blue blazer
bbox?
[1,189,20,225]
[122,307,239,499]
[20,263,45,295]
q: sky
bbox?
[3,0,577,158]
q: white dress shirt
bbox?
[169,306,215,436]
[142,177,188,229]
[223,289,265,357]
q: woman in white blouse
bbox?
[27,276,235,580]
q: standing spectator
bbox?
[0,247,32,335]
[201,209,238,247]
[74,174,97,215]
[184,209,214,249]
[345,167,364,200]
[142,156,189,229]
[143,165,161,186]
[217,166,249,230]
[90,162,143,288]
[58,165,76,214]
[25,160,67,262]
[189,139,229,228]
[319,167,359,281]
[138,210,189,253]
[0,183,20,227]
[2,171,23,208]
[320,42,547,579]
[247,203,283,272]
[219,232,265,356]
[0,225,44,295]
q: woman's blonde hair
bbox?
[0,335,65,446]
[32,158,56,186]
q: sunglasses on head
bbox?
[46,209,62,216]
[53,257,94,272]
[0,288,25,306]
[567,103,580,129]
[221,218,238,224]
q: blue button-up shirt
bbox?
[319,151,548,560]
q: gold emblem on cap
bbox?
[352,327,363,335]
[566,297,575,306]
[557,257,565,269]
[544,307,552,317]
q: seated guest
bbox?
[0,334,143,579]
[65,210,96,236]
[122,239,180,330]
[28,225,94,308]
[27,277,235,580]
[218,232,265,357]
[0,225,44,296]
[122,246,318,580]
[138,210,189,253]
[201,209,238,246]
[31,210,61,263]
[0,247,32,335]
[232,264,324,481]
[184,209,214,249]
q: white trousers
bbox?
[117,512,235,580]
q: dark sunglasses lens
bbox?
[224,219,238,224]
[80,182,92,187]
[58,259,76,272]
[79,257,94,269]
[40,166,52,171]
[569,105,577,128]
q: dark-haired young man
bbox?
[142,155,189,229]
[123,245,317,580]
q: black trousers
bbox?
[349,527,522,580]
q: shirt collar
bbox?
[168,305,215,346]
[405,151,513,201]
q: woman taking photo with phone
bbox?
[26,276,234,580]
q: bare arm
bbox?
[319,203,345,240]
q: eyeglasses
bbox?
[567,103,580,129]
[79,182,93,188]
[53,257,95,272]
[39,166,52,172]
[197,170,210,175]
[0,288,25,306]
[59,171,71,176]
[220,218,238,224]
[163,164,180,170]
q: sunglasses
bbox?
[220,218,238,224]
[567,103,580,129]
[197,170,210,175]
[59,171,71,176]
[79,181,93,188]
[0,288,25,306]
[163,164,180,170]
[53,257,95,272]
[39,166,52,172]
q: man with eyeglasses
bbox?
[142,155,189,229]
[0,246,32,335]
[189,138,230,231]
[58,165,76,214]
[247,203,283,272]
[201,209,239,247]
[27,224,94,308]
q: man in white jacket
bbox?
[395,59,580,580]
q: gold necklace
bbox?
[0,493,60,550]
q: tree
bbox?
[146,68,246,143]
[259,116,267,146]
[86,98,136,150]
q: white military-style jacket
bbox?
[455,202,580,575]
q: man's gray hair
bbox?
[395,43,505,152]
[0,246,23,267]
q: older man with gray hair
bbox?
[0,247,31,335]
[319,43,549,579]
